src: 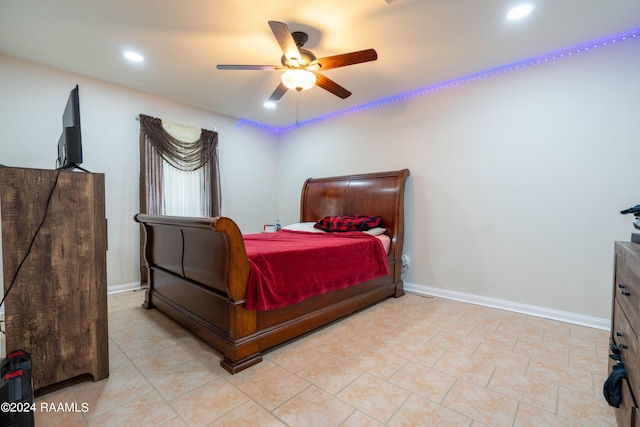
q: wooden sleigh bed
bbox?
[135,169,410,374]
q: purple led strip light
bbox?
[237,27,640,134]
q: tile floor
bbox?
[32,290,617,426]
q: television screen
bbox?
[56,85,83,170]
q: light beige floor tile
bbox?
[353,310,400,330]
[170,378,249,426]
[109,324,177,360]
[147,358,219,400]
[389,361,457,403]
[273,385,354,426]
[596,338,613,359]
[237,366,310,410]
[341,411,386,427]
[467,328,519,351]
[471,343,530,376]
[337,373,410,423]
[220,359,277,387]
[429,316,477,337]
[107,295,129,313]
[172,333,225,366]
[397,319,439,341]
[388,394,472,427]
[132,343,197,378]
[390,336,447,367]
[351,327,407,352]
[107,340,137,376]
[86,390,176,427]
[138,309,194,337]
[524,316,572,335]
[488,367,558,412]
[297,356,362,394]
[433,351,496,387]
[348,347,406,380]
[160,417,189,427]
[428,332,481,356]
[570,324,609,340]
[208,401,286,427]
[478,307,527,324]
[34,387,88,427]
[307,334,371,362]
[496,319,544,339]
[72,368,153,416]
[108,307,149,332]
[266,340,324,373]
[457,311,502,333]
[514,402,582,427]
[513,337,569,365]
[592,373,608,397]
[442,380,518,427]
[543,331,600,354]
[114,289,147,308]
[557,387,617,426]
[32,291,617,427]
[569,347,609,376]
[527,358,594,395]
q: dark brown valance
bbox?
[139,114,218,172]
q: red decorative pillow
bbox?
[314,215,383,232]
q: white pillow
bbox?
[364,227,387,236]
[282,222,326,233]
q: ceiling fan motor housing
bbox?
[291,31,308,47]
[281,32,317,68]
[281,49,317,68]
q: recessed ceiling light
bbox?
[263,101,276,109]
[123,51,144,62]
[507,4,533,20]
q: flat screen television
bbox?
[56,85,83,170]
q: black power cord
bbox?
[0,169,62,333]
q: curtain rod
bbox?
[134,115,227,134]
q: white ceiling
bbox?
[1,0,639,128]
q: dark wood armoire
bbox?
[0,166,109,391]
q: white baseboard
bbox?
[404,282,611,331]
[107,281,141,295]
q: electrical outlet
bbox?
[401,254,409,269]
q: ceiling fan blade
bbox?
[314,73,351,99]
[268,82,289,101]
[315,49,378,70]
[268,21,302,63]
[217,64,280,71]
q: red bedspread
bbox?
[243,230,390,311]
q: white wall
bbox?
[0,54,278,288]
[275,38,640,321]
[3,36,638,322]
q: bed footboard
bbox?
[135,214,263,372]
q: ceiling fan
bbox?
[216,21,378,102]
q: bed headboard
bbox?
[300,169,410,258]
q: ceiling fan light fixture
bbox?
[281,69,316,92]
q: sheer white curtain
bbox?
[159,120,208,217]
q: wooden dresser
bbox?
[0,167,109,391]
[611,241,640,426]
